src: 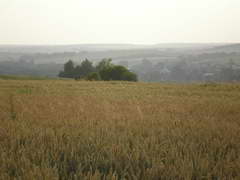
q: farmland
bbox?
[0,79,240,179]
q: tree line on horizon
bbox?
[58,58,137,81]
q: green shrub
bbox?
[99,65,137,82]
[86,72,101,81]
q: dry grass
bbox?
[0,80,240,180]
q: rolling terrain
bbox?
[1,43,240,82]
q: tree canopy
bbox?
[59,59,138,82]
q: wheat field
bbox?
[0,79,240,179]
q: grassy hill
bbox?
[0,80,240,179]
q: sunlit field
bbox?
[0,79,240,179]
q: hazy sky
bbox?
[0,0,240,44]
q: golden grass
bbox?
[0,80,240,179]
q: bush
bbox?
[122,71,138,81]
[99,65,137,82]
[86,72,101,81]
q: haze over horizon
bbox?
[1,0,240,45]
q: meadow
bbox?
[0,79,239,179]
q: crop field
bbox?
[0,79,240,179]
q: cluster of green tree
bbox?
[58,59,137,81]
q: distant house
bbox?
[203,73,215,82]
[159,67,171,75]
[158,67,171,81]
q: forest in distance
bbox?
[1,43,240,82]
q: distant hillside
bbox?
[0,44,153,54]
[0,43,225,54]
[208,43,240,53]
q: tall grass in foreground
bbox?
[0,80,240,179]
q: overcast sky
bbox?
[0,0,240,45]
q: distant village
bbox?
[1,44,240,82]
